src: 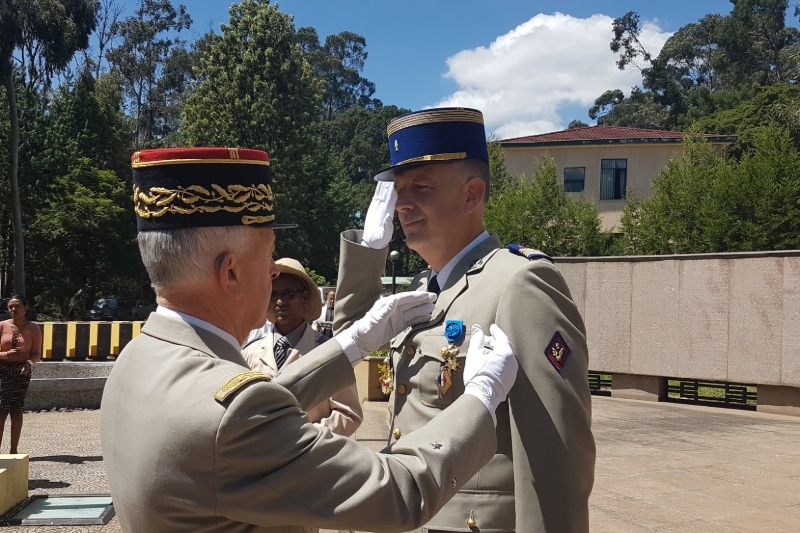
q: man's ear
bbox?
[217,252,243,300]
[464,177,486,213]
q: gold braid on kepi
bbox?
[375,107,489,181]
[130,147,296,231]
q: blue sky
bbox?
[116,0,764,137]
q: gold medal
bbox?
[435,344,461,395]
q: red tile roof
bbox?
[502,125,731,145]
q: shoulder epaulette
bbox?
[213,371,270,402]
[506,244,554,263]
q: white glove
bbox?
[361,181,397,249]
[336,291,436,365]
[463,324,518,426]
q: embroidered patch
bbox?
[544,332,571,373]
[507,243,554,263]
[444,320,465,343]
[213,371,270,402]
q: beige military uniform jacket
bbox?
[241,322,363,437]
[100,313,499,532]
[335,230,596,533]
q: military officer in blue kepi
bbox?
[334,108,596,533]
[100,146,520,532]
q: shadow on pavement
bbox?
[28,479,71,489]
[30,455,103,464]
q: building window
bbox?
[601,159,627,200]
[564,167,585,192]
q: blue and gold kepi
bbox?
[131,147,297,232]
[375,107,489,181]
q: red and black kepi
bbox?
[131,147,297,231]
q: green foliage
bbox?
[616,128,800,254]
[567,120,589,129]
[484,157,606,257]
[488,137,512,194]
[182,0,322,263]
[304,267,328,287]
[27,158,140,319]
[589,88,670,128]
[691,84,800,151]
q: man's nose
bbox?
[394,191,413,212]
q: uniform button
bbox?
[397,383,407,395]
[390,337,396,344]
[405,345,415,356]
[392,427,402,439]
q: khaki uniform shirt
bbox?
[100,312,498,532]
[241,322,363,437]
[334,230,596,533]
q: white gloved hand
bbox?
[361,181,397,249]
[463,324,518,426]
[336,291,436,365]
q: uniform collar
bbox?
[431,231,490,289]
[274,321,307,348]
[155,306,241,351]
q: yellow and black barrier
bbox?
[38,321,145,360]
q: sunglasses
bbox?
[270,289,306,302]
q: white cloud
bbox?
[434,13,672,139]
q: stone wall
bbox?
[556,250,800,415]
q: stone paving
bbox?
[1,397,799,532]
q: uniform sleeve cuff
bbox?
[333,331,364,366]
[464,383,498,427]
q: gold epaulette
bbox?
[213,371,270,402]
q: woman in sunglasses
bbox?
[0,295,42,453]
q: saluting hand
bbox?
[361,181,397,249]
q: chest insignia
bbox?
[444,320,465,343]
[214,371,271,402]
[545,332,571,373]
[436,344,461,394]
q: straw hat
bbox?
[274,258,322,323]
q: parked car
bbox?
[82,298,156,321]
[0,297,37,321]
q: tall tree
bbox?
[297,27,378,120]
[82,0,124,78]
[182,0,322,262]
[0,0,97,297]
[106,0,191,148]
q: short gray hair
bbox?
[138,226,255,292]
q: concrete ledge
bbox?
[28,377,106,392]
[31,362,114,379]
[757,384,800,416]
[24,363,112,411]
[0,455,28,515]
[612,373,667,402]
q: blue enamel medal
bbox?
[444,320,464,343]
